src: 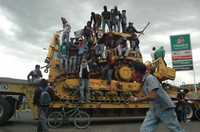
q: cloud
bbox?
[0,8,20,37]
[0,49,48,79]
[0,0,199,84]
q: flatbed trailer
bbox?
[1,77,200,127]
[0,77,151,125]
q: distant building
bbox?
[180,83,200,91]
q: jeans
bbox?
[69,56,77,73]
[121,23,126,32]
[93,20,101,31]
[95,44,104,57]
[102,19,111,32]
[130,39,140,51]
[85,38,92,50]
[118,47,129,57]
[130,40,136,51]
[80,79,90,101]
[31,78,41,84]
[140,108,185,132]
[38,107,49,132]
[113,19,121,32]
[78,48,86,56]
[60,55,68,72]
[107,69,113,85]
[62,31,70,43]
[176,103,187,122]
[89,62,98,72]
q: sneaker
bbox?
[79,100,85,104]
[185,119,191,123]
[86,100,91,103]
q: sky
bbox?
[0,0,200,85]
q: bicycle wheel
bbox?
[184,104,193,120]
[73,111,90,129]
[194,109,200,121]
[48,111,64,128]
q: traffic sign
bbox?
[170,34,193,71]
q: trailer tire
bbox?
[7,105,15,121]
[6,97,16,120]
[0,98,11,125]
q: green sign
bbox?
[172,60,193,65]
[170,34,191,51]
[170,34,193,71]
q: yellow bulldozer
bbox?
[0,28,179,128]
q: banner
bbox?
[170,34,193,71]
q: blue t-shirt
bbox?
[143,74,175,112]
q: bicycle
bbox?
[47,102,90,129]
[194,108,200,121]
[194,103,200,121]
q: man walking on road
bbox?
[33,79,54,132]
[130,62,185,132]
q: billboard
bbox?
[170,34,193,71]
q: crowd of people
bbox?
[58,6,144,75]
[56,6,145,103]
[27,6,146,104]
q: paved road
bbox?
[0,112,199,132]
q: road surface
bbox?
[0,112,199,132]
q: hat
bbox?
[129,22,133,25]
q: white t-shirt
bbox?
[63,24,71,33]
[151,50,156,61]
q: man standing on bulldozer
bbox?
[79,59,90,103]
[90,12,101,32]
[101,6,111,32]
[126,22,143,51]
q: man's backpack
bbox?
[39,87,52,106]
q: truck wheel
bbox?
[7,105,15,121]
[6,97,16,120]
[0,98,11,125]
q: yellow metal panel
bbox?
[118,66,132,81]
[50,102,150,109]
[2,82,38,119]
